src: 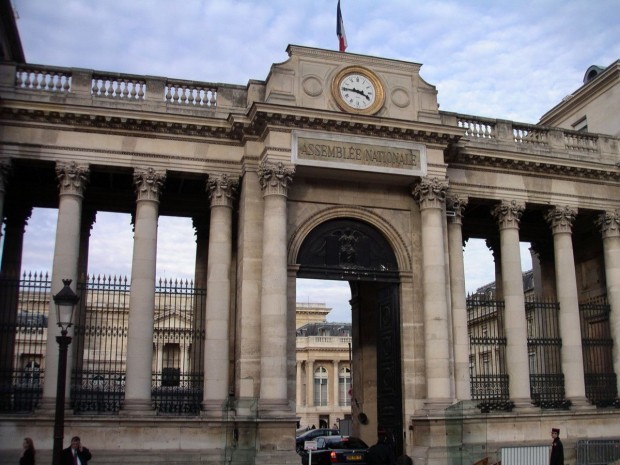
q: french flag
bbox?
[337,0,347,52]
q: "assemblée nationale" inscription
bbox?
[297,137,421,171]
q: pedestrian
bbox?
[60,436,92,465]
[396,454,413,465]
[367,433,396,465]
[550,428,564,465]
[19,437,35,465]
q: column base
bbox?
[568,396,596,410]
[258,399,294,419]
[511,398,538,412]
[201,399,233,419]
[423,398,454,415]
[120,399,156,417]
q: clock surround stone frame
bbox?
[331,65,386,115]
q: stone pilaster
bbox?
[203,173,238,417]
[491,200,532,408]
[42,161,89,408]
[306,360,314,408]
[123,167,165,414]
[332,360,339,408]
[545,206,588,406]
[296,360,303,409]
[412,177,452,409]
[596,210,620,396]
[258,161,295,416]
[447,194,470,401]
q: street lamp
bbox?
[52,279,79,465]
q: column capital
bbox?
[492,200,524,230]
[56,161,89,197]
[0,160,11,194]
[258,161,295,197]
[545,205,577,234]
[412,177,448,210]
[133,167,166,202]
[446,194,468,225]
[596,209,620,238]
[207,173,239,208]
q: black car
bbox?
[300,436,369,465]
[296,428,339,454]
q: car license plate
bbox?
[347,455,362,461]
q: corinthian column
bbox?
[491,200,531,408]
[447,194,470,401]
[203,173,238,417]
[42,161,89,407]
[412,177,452,408]
[545,206,588,405]
[258,161,294,416]
[596,210,620,395]
[123,167,165,414]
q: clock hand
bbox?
[342,87,371,100]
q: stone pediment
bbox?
[263,45,440,124]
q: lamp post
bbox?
[52,279,79,465]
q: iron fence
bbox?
[579,297,619,407]
[152,278,206,414]
[576,439,620,465]
[0,272,207,415]
[467,297,512,412]
[71,275,130,413]
[0,272,49,412]
[525,299,569,409]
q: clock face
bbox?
[332,66,384,115]
[339,73,376,110]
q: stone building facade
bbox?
[1,5,619,464]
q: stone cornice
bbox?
[446,150,620,182]
[0,105,234,141]
[241,103,463,145]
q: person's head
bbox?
[70,436,81,449]
[23,437,34,451]
[551,428,560,438]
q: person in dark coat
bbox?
[367,433,396,465]
[550,428,564,465]
[60,436,92,465]
[19,437,35,465]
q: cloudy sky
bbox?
[8,0,619,321]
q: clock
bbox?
[332,66,385,115]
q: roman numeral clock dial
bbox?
[332,66,385,115]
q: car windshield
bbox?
[326,438,368,449]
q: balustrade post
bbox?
[145,76,166,104]
[69,69,93,97]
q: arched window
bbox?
[338,367,351,406]
[314,366,328,406]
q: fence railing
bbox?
[0,272,207,415]
[576,439,620,465]
[579,297,619,407]
[525,299,569,409]
[0,272,50,412]
[467,297,512,412]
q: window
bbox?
[314,366,328,406]
[338,367,351,406]
[572,116,588,132]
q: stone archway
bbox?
[295,217,403,455]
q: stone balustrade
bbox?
[297,336,352,349]
[1,62,246,115]
[445,112,619,165]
